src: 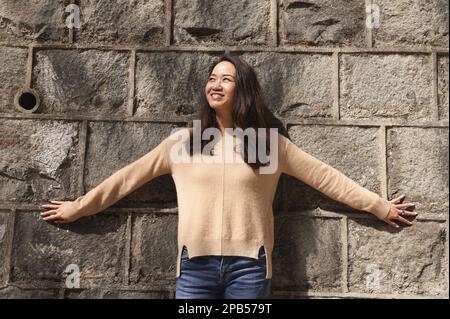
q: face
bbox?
[205,61,236,114]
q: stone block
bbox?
[387,127,449,215]
[174,0,271,46]
[10,211,127,288]
[242,52,333,118]
[273,214,342,292]
[373,0,449,47]
[129,213,178,288]
[0,119,80,204]
[0,0,68,43]
[340,54,433,121]
[0,47,27,113]
[77,0,165,45]
[279,0,366,46]
[33,49,129,115]
[348,219,447,296]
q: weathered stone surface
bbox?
[273,213,342,292]
[373,0,449,48]
[101,289,172,299]
[340,54,433,121]
[285,125,383,213]
[0,286,61,298]
[33,49,129,115]
[387,127,448,215]
[0,0,68,44]
[438,55,449,120]
[77,0,165,45]
[271,290,342,299]
[0,119,80,204]
[0,46,27,113]
[130,213,178,288]
[135,52,218,118]
[279,0,366,46]
[242,52,333,118]
[0,211,11,286]
[348,219,447,296]
[174,0,271,46]
[62,288,101,298]
[85,122,178,207]
[0,0,446,300]
[10,211,127,288]
[63,288,172,299]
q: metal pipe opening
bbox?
[14,88,40,113]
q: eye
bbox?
[208,77,215,81]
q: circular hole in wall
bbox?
[14,88,40,113]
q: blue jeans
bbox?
[175,245,271,299]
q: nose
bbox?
[211,79,223,91]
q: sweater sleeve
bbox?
[279,134,391,220]
[64,135,172,219]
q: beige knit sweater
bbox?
[64,128,391,279]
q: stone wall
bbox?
[0,0,448,298]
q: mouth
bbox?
[211,93,224,99]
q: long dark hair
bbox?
[188,53,273,169]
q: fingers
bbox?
[384,196,418,228]
[42,212,60,221]
[41,212,71,224]
[41,200,63,210]
[395,203,415,209]
[395,202,418,217]
[41,204,60,209]
[43,215,66,223]
[40,210,58,217]
[391,194,406,204]
[40,200,72,223]
[400,209,418,217]
[397,215,413,226]
[385,219,399,229]
[403,210,419,216]
[40,206,61,221]
[41,200,63,221]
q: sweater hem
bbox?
[176,238,273,279]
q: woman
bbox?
[41,53,417,299]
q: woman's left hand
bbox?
[382,194,418,229]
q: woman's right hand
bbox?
[382,194,418,229]
[40,200,81,224]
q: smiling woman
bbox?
[188,53,275,171]
[40,53,418,300]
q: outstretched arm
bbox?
[279,135,417,227]
[40,136,171,223]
